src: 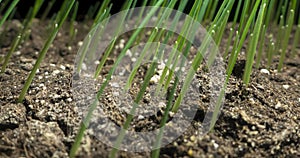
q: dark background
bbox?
[5,0,300,23]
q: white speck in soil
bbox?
[60,65,66,70]
[66,98,72,102]
[53,70,60,75]
[82,63,87,70]
[131,57,136,62]
[260,68,270,74]
[119,43,124,49]
[78,41,83,46]
[275,102,281,109]
[282,85,290,89]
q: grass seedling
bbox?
[124,1,178,91]
[224,0,242,58]
[0,6,16,48]
[237,0,250,34]
[278,1,296,71]
[93,1,133,78]
[1,0,43,73]
[208,10,230,66]
[69,1,79,44]
[0,0,299,157]
[243,1,267,84]
[18,0,75,103]
[84,1,100,22]
[226,0,261,83]
[208,0,219,22]
[267,39,275,69]
[243,1,267,85]
[70,1,164,157]
[291,24,300,57]
[198,0,210,23]
[41,0,56,21]
[255,25,266,68]
[0,0,9,14]
[0,0,19,29]
[171,0,234,113]
[110,43,161,158]
[92,0,111,27]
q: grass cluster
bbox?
[0,0,299,157]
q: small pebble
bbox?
[157,63,165,70]
[260,69,270,75]
[138,115,144,120]
[53,70,60,75]
[212,141,219,149]
[82,63,87,70]
[190,135,196,142]
[119,43,124,49]
[111,82,119,88]
[131,57,136,62]
[78,41,83,46]
[66,98,72,102]
[187,149,193,156]
[60,65,66,70]
[282,85,290,89]
[275,102,281,109]
[150,75,159,84]
[40,100,45,105]
[158,102,166,108]
[249,98,255,104]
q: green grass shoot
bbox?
[18,0,75,103]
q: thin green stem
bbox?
[70,2,164,157]
[69,1,79,39]
[41,0,56,21]
[255,25,266,69]
[278,0,296,71]
[0,0,19,29]
[243,1,267,85]
[226,0,261,83]
[291,24,300,57]
[18,0,75,103]
[267,40,275,69]
[1,35,21,73]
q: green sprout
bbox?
[18,0,75,102]
[1,0,298,157]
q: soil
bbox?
[0,19,299,158]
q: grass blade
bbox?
[70,2,165,157]
[0,0,19,29]
[41,0,56,21]
[243,1,267,85]
[278,1,296,71]
[18,0,75,103]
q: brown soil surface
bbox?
[0,19,299,158]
